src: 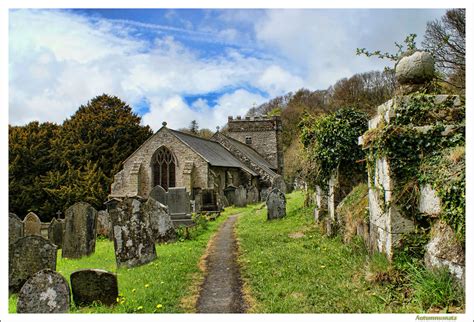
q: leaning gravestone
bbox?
[9,236,57,293]
[266,189,286,220]
[149,185,168,206]
[235,185,247,207]
[62,202,98,259]
[9,213,23,245]
[24,212,41,236]
[167,187,191,214]
[96,210,112,239]
[48,218,64,249]
[70,269,118,306]
[107,197,157,268]
[143,197,176,243]
[246,186,259,204]
[17,269,70,313]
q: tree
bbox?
[423,9,465,92]
[189,120,199,134]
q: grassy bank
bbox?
[9,208,239,313]
[235,191,462,313]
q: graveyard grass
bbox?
[8,208,238,313]
[236,191,461,313]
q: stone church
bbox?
[109,115,284,211]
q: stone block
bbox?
[144,197,176,243]
[48,218,64,249]
[419,184,442,217]
[167,187,191,214]
[9,213,23,245]
[63,202,98,259]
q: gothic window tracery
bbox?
[152,146,176,190]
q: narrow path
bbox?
[196,214,245,313]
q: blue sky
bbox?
[9,8,445,130]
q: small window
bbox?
[245,136,252,145]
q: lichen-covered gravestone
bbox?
[234,185,247,207]
[167,187,191,214]
[266,188,286,220]
[70,269,118,306]
[9,213,23,245]
[24,212,41,236]
[9,236,57,293]
[149,185,168,206]
[17,269,70,313]
[62,202,98,259]
[246,186,259,204]
[48,218,64,249]
[143,197,176,243]
[107,197,157,268]
[96,210,112,239]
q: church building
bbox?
[109,115,284,211]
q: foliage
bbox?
[423,9,465,92]
[336,183,369,243]
[299,108,368,189]
[9,94,153,221]
[356,33,418,62]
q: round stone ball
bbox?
[395,51,435,85]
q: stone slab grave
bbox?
[48,218,64,249]
[167,187,191,214]
[9,235,57,293]
[9,213,23,245]
[143,197,176,243]
[97,210,113,239]
[17,269,70,313]
[266,188,286,220]
[149,185,167,206]
[70,269,118,306]
[234,185,247,207]
[201,189,219,211]
[107,197,157,268]
[246,186,259,204]
[62,202,98,259]
[24,212,41,236]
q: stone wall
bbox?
[226,115,284,175]
[110,127,209,198]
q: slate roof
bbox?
[169,129,257,176]
[219,134,278,177]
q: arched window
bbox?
[152,147,176,190]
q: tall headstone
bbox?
[70,269,118,306]
[107,197,157,268]
[224,185,237,205]
[17,269,70,313]
[234,185,247,207]
[144,197,176,243]
[246,186,259,204]
[149,185,168,206]
[62,202,98,259]
[23,212,41,236]
[266,188,286,220]
[167,187,191,214]
[48,218,64,249]
[9,236,57,293]
[9,213,23,245]
[96,210,112,239]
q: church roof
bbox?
[218,133,278,176]
[169,129,257,176]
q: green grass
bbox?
[236,191,445,313]
[9,208,239,313]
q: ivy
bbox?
[300,108,368,190]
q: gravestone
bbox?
[70,269,118,306]
[260,187,270,202]
[201,189,219,211]
[9,236,57,293]
[24,212,41,236]
[48,218,64,249]
[149,185,168,206]
[266,188,286,220]
[17,269,70,313]
[96,210,112,239]
[144,197,176,243]
[234,185,247,207]
[247,186,259,204]
[167,187,191,214]
[62,202,98,259]
[271,175,287,194]
[224,185,237,205]
[107,197,157,268]
[9,213,23,245]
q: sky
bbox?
[9,8,446,131]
